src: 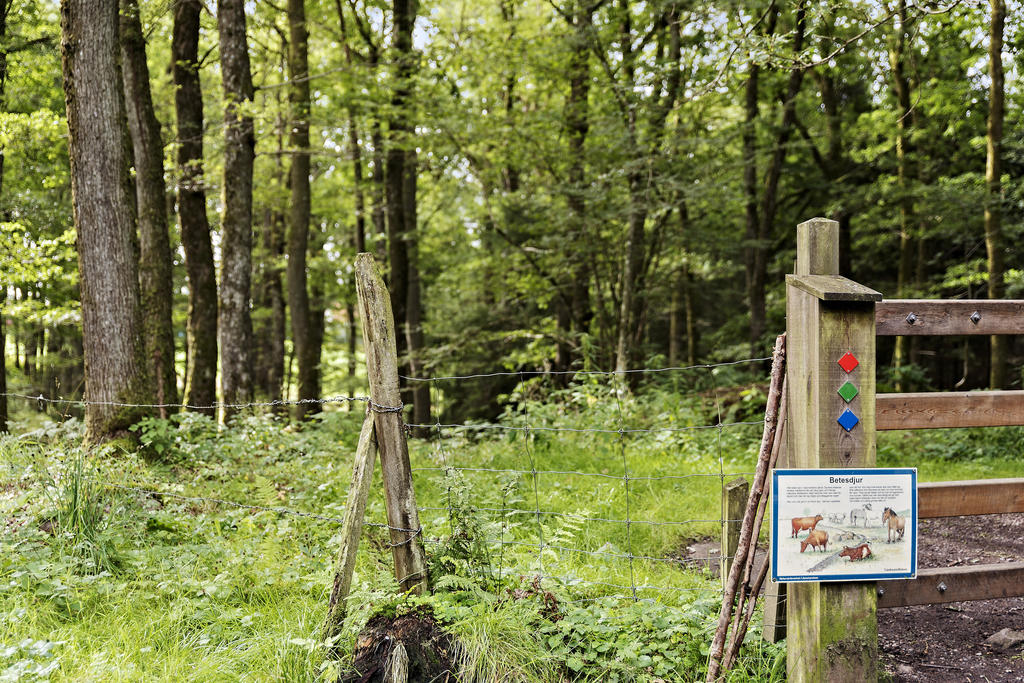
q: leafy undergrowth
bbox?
[3,383,1017,681]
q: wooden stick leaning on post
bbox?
[705,333,786,682]
[322,415,378,646]
[722,378,787,671]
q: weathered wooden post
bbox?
[322,415,378,642]
[786,218,881,681]
[354,253,429,595]
[721,476,749,586]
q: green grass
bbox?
[3,383,1020,681]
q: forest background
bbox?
[1,1,1023,680]
[0,0,1021,437]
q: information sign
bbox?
[771,468,917,583]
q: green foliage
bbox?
[5,392,1023,680]
[41,454,121,575]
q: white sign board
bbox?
[771,468,917,583]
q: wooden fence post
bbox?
[355,253,429,595]
[761,419,787,643]
[323,415,378,642]
[786,218,882,681]
[721,477,748,586]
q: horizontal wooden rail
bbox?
[876,299,1024,336]
[919,478,1024,517]
[876,391,1024,430]
[877,562,1024,608]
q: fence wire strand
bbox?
[3,357,774,608]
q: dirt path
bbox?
[678,513,1024,680]
[879,512,1024,682]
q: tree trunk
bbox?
[309,222,326,409]
[173,0,218,416]
[335,0,367,254]
[387,0,416,409]
[254,60,287,409]
[385,39,410,384]
[561,2,593,375]
[752,2,805,353]
[986,0,1006,389]
[742,7,778,355]
[613,2,681,375]
[286,0,315,420]
[371,120,387,261]
[217,0,255,418]
[404,150,429,435]
[120,0,177,417]
[890,0,914,386]
[255,206,286,406]
[0,290,6,433]
[59,0,151,442]
[0,2,9,433]
[615,172,647,374]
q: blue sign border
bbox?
[771,468,917,583]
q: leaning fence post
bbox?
[721,477,749,586]
[785,218,881,681]
[322,415,378,643]
[354,253,429,595]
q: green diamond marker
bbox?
[837,381,859,403]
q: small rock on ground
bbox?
[985,628,1024,651]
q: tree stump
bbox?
[340,609,458,683]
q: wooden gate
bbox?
[776,218,1024,681]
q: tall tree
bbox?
[554,0,596,375]
[985,0,1006,388]
[218,0,255,417]
[387,0,429,427]
[253,48,287,408]
[0,0,10,434]
[173,0,218,415]
[286,0,317,420]
[120,0,177,416]
[748,1,806,354]
[607,0,683,373]
[59,0,151,441]
[386,0,411,371]
[742,4,778,355]
[889,0,916,383]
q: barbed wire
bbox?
[0,391,404,414]
[2,358,775,608]
[417,506,747,527]
[410,466,756,483]
[400,357,771,382]
[403,420,765,434]
[0,391,366,411]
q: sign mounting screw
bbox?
[905,313,917,325]
[970,311,981,325]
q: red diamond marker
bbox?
[838,352,859,373]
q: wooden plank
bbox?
[876,299,1024,336]
[787,217,878,682]
[786,274,883,302]
[878,563,1024,608]
[355,253,429,595]
[322,416,377,643]
[919,478,1024,518]
[876,391,1024,430]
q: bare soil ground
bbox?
[879,512,1024,682]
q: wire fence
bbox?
[1,357,785,622]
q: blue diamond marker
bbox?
[837,409,860,432]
